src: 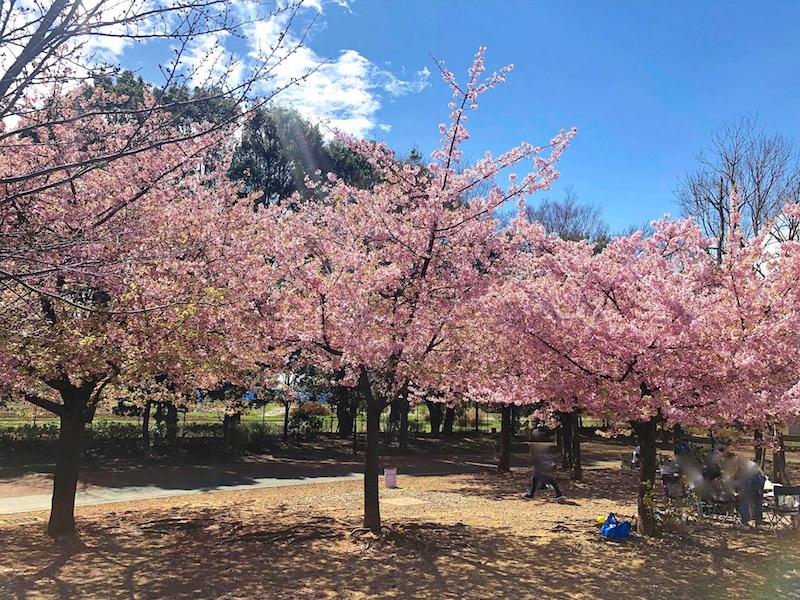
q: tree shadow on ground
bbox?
[2,502,799,600]
[443,467,638,504]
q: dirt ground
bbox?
[2,461,799,600]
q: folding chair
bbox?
[768,485,800,530]
[694,479,737,522]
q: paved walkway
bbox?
[0,472,365,515]
[0,457,502,515]
[0,454,624,516]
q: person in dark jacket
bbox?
[523,444,566,503]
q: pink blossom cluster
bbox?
[3,48,800,439]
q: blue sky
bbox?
[115,1,800,232]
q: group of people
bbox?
[661,443,770,527]
[526,440,772,528]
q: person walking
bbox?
[523,444,566,503]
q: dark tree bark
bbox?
[631,418,658,536]
[754,428,765,466]
[141,399,152,456]
[48,411,85,536]
[773,428,791,484]
[559,412,573,470]
[336,401,353,437]
[570,410,582,481]
[335,387,355,438]
[498,405,512,472]
[474,404,480,431]
[352,399,359,455]
[511,405,520,435]
[442,406,455,436]
[388,399,401,423]
[672,424,684,451]
[426,400,443,437]
[398,393,410,448]
[283,400,290,443]
[47,380,98,537]
[660,423,670,445]
[223,412,241,455]
[359,370,384,533]
[165,402,178,447]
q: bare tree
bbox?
[0,0,319,302]
[616,220,655,239]
[526,186,608,243]
[677,115,800,259]
[679,115,800,483]
[0,0,318,195]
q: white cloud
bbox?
[329,0,353,11]
[182,30,245,90]
[14,0,426,136]
[305,0,353,12]
[79,0,151,61]
[379,66,431,97]
[246,3,430,137]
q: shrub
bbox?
[0,418,284,457]
[290,402,331,417]
[288,402,329,441]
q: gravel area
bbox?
[2,465,799,599]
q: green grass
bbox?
[0,403,506,435]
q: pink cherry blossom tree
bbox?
[268,47,574,532]
[0,91,276,536]
[475,214,731,535]
[707,192,800,482]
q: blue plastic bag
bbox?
[600,513,632,541]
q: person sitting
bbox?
[523,444,566,503]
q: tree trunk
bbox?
[336,399,352,437]
[570,410,582,481]
[388,390,410,448]
[773,428,791,484]
[141,399,152,456]
[388,399,400,423]
[335,387,354,438]
[754,429,764,466]
[398,396,410,448]
[283,401,290,443]
[474,404,480,431]
[165,402,178,447]
[48,411,86,537]
[336,400,353,440]
[660,424,670,445]
[559,412,573,471]
[672,424,684,452]
[442,406,455,436]
[352,400,359,455]
[426,400,443,437]
[359,371,383,533]
[631,418,658,536]
[498,405,512,472]
[223,412,241,455]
